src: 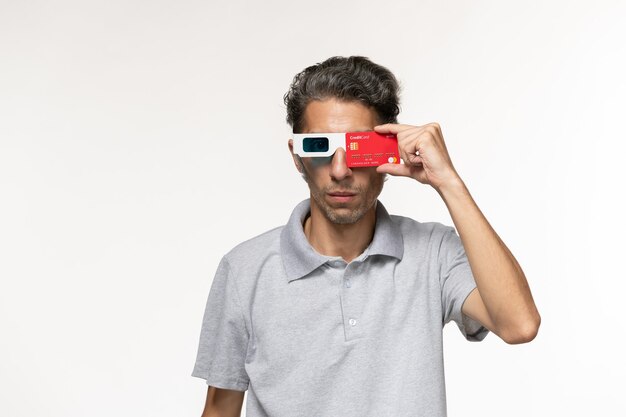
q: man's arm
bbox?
[374,122,541,344]
[200,386,245,417]
[437,179,540,344]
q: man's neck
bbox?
[303,200,377,263]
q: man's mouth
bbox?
[328,191,356,196]
[327,190,357,202]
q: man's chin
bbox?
[311,193,368,224]
[317,195,355,210]
[323,205,365,225]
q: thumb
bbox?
[376,163,412,177]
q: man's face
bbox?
[288,98,385,225]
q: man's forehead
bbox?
[301,99,379,133]
[304,127,373,134]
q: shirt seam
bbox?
[436,226,452,324]
[194,367,249,390]
[222,257,250,339]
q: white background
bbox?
[1,1,624,416]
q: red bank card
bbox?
[345,131,400,167]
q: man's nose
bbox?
[330,147,352,181]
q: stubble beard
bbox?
[302,170,384,225]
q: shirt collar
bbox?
[280,198,404,282]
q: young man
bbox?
[192,56,541,417]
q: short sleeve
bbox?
[439,226,489,342]
[191,257,250,391]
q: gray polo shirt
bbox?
[192,198,488,417]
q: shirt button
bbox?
[345,278,351,288]
[349,318,357,326]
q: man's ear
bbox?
[288,139,303,173]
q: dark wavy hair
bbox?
[283,56,401,133]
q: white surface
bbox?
[1,1,624,416]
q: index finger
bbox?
[374,123,418,135]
